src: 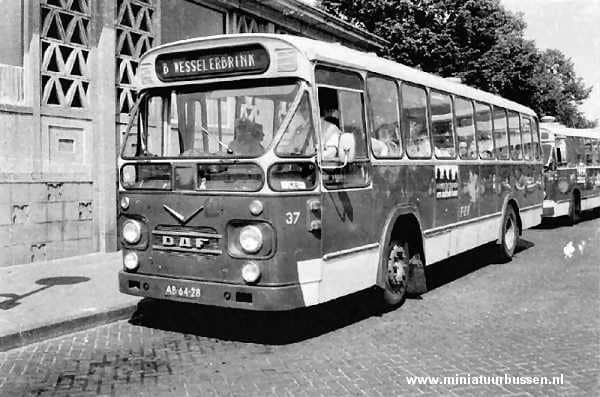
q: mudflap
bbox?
[406,254,427,296]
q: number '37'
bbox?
[285,211,300,224]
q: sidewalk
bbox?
[0,251,140,352]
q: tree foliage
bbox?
[319,0,595,127]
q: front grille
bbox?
[152,225,222,255]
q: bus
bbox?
[540,117,600,223]
[118,34,543,310]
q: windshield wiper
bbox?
[197,124,234,154]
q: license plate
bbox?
[164,284,201,299]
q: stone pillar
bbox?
[90,1,117,252]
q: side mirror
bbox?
[319,132,356,170]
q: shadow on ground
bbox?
[533,209,600,230]
[129,239,536,345]
[0,276,90,310]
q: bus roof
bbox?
[540,122,600,140]
[141,34,537,117]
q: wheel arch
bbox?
[376,204,425,288]
[497,194,522,243]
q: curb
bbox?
[0,304,138,352]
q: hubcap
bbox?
[387,244,407,292]
[505,217,516,251]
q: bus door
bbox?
[316,72,375,266]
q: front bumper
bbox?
[119,271,305,311]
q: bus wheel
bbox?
[498,206,519,261]
[383,241,409,306]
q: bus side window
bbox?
[366,75,402,158]
[402,83,431,158]
[454,97,476,159]
[533,118,541,160]
[475,102,494,160]
[584,139,593,165]
[508,111,522,160]
[521,115,532,161]
[493,107,509,160]
[430,90,455,159]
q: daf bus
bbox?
[540,117,600,223]
[118,34,543,310]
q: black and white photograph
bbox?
[0,0,598,395]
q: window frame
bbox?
[400,81,432,160]
[315,64,371,190]
[429,88,456,160]
[474,101,495,160]
[507,110,523,161]
[366,73,403,159]
[491,106,510,160]
[453,95,477,160]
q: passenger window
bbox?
[508,111,522,160]
[454,97,476,159]
[493,107,509,160]
[402,84,431,158]
[367,76,402,158]
[521,116,532,161]
[318,78,370,189]
[276,93,316,157]
[475,102,494,159]
[430,90,455,159]
[532,118,541,160]
[584,139,593,165]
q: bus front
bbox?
[118,36,320,310]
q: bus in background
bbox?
[118,34,543,310]
[540,116,600,223]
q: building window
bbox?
[0,0,23,66]
[40,0,91,108]
[161,0,224,43]
[116,0,155,114]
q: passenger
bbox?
[320,107,343,160]
[229,119,264,156]
[374,124,400,156]
[458,141,468,158]
[406,121,430,157]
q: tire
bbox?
[568,194,581,225]
[498,206,519,261]
[382,240,409,307]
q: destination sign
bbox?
[155,45,270,81]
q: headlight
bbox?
[123,251,139,271]
[239,225,263,254]
[241,262,261,283]
[122,165,136,188]
[120,196,130,210]
[122,219,142,244]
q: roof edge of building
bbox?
[264,0,388,50]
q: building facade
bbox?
[0,0,383,267]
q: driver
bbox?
[230,119,264,156]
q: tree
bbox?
[529,49,595,128]
[319,0,595,127]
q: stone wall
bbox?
[0,181,94,266]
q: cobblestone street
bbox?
[1,216,599,396]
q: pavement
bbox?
[0,216,598,396]
[0,251,140,352]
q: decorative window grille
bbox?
[40,0,91,108]
[116,0,154,114]
[232,12,271,33]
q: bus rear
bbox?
[118,36,321,310]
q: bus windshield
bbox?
[123,80,300,158]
